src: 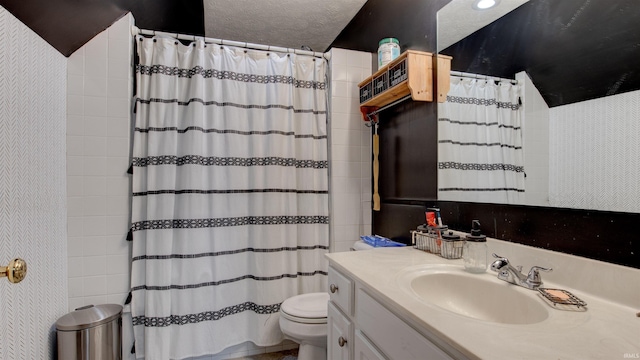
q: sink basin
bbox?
[398,266,549,325]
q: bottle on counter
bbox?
[463,220,487,273]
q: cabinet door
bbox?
[354,330,387,360]
[328,301,352,360]
[356,288,453,360]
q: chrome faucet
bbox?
[490,253,552,290]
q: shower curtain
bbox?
[438,76,525,204]
[130,35,329,359]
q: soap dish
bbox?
[538,288,587,311]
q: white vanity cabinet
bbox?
[328,266,454,360]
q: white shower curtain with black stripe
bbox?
[130,35,329,359]
[438,76,525,204]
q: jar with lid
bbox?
[378,38,400,68]
[463,220,487,273]
[440,231,464,259]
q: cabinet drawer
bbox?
[356,288,453,360]
[328,302,352,360]
[328,266,353,315]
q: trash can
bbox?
[56,304,123,360]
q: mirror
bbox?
[437,0,640,213]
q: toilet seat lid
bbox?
[281,292,329,320]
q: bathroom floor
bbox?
[229,349,298,360]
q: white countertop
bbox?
[326,245,640,359]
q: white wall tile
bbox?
[107,195,129,215]
[108,37,130,60]
[107,97,129,118]
[108,55,130,79]
[107,175,130,195]
[108,15,132,40]
[106,216,129,236]
[67,135,84,156]
[83,156,107,176]
[67,95,84,115]
[68,75,84,96]
[84,96,108,117]
[85,76,108,97]
[106,235,130,255]
[84,116,108,136]
[68,277,84,298]
[106,156,130,175]
[83,136,107,156]
[331,80,349,98]
[85,55,108,78]
[67,237,84,257]
[107,77,129,98]
[67,197,85,217]
[84,295,109,306]
[107,274,129,294]
[83,218,106,239]
[68,256,85,278]
[68,51,85,75]
[329,48,373,252]
[107,254,130,275]
[85,32,109,59]
[67,155,84,176]
[106,137,130,157]
[68,217,85,237]
[83,255,107,277]
[83,275,107,296]
[84,176,107,196]
[83,236,107,256]
[78,197,103,215]
[331,48,347,67]
[331,161,361,179]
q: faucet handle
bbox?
[527,266,552,286]
[490,253,509,272]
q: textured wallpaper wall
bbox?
[549,90,640,213]
[0,6,68,359]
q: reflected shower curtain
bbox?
[438,77,524,204]
[130,36,329,359]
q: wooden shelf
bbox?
[436,54,452,103]
[358,50,434,108]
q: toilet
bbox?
[279,292,330,360]
[279,241,380,359]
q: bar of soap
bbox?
[545,289,570,301]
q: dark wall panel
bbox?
[441,0,640,107]
[0,0,205,57]
[439,201,640,269]
[0,0,128,57]
[373,201,640,269]
[377,101,438,202]
[331,0,450,53]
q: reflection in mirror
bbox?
[437,0,640,213]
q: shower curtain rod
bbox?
[450,70,518,85]
[131,26,330,60]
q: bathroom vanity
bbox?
[326,237,640,359]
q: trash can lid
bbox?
[56,304,123,331]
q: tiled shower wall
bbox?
[549,89,640,213]
[0,6,68,358]
[329,48,373,252]
[66,14,134,311]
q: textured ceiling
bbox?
[203,0,367,52]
